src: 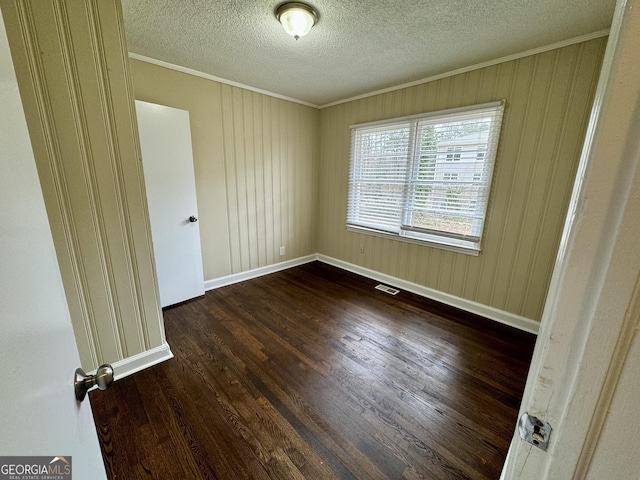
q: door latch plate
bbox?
[518,413,552,451]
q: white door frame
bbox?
[501,0,640,477]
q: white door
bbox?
[135,101,205,308]
[0,8,106,479]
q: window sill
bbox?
[346,225,481,256]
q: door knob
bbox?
[74,364,114,402]
[189,215,198,223]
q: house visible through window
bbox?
[346,101,505,253]
[446,147,462,161]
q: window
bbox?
[446,147,462,161]
[347,100,504,253]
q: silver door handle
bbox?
[74,364,114,402]
[189,215,198,223]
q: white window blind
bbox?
[347,100,505,252]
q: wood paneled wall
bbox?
[2,0,166,370]
[131,37,605,325]
[318,38,607,322]
[130,61,319,280]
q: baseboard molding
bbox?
[108,343,174,380]
[203,253,539,334]
[204,255,317,290]
[89,254,535,384]
[317,254,540,335]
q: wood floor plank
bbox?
[91,261,535,479]
[205,298,393,478]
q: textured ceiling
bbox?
[121,0,615,106]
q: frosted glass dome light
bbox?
[276,3,319,40]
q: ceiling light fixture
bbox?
[275,2,318,40]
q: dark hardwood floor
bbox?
[90,261,535,479]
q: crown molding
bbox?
[129,28,610,110]
[128,52,320,108]
[319,29,610,108]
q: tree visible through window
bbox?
[347,101,505,252]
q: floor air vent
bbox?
[375,284,400,295]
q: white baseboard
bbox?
[109,343,174,380]
[96,254,536,383]
[316,254,540,335]
[202,253,539,335]
[204,255,317,290]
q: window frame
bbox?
[346,100,505,255]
